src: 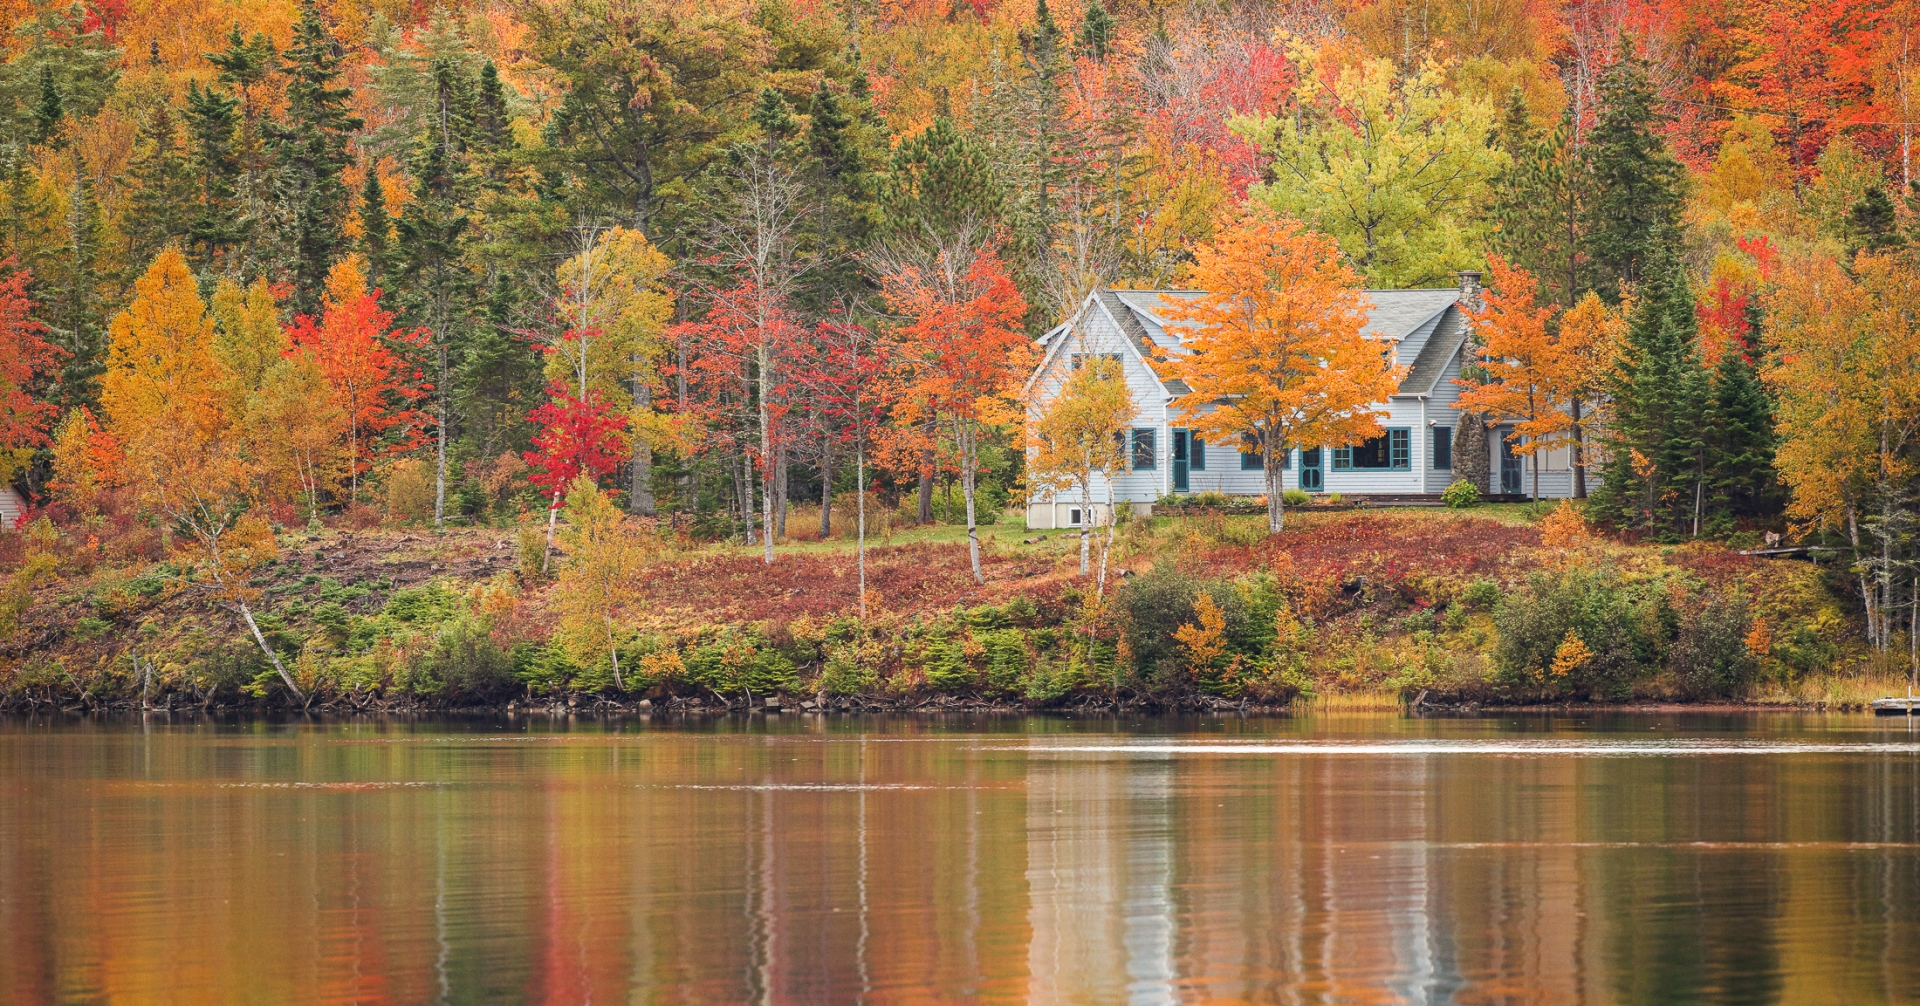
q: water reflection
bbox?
[0,714,1916,1004]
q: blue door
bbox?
[1498,432,1523,494]
[1299,447,1323,492]
[1172,430,1190,492]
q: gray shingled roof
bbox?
[1358,289,1459,340]
[1395,305,1468,398]
[1095,289,1163,363]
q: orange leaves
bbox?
[1455,254,1577,454]
[1159,209,1398,462]
[883,247,1032,424]
[283,269,432,485]
[101,248,225,446]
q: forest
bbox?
[0,0,1918,709]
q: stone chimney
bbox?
[1457,269,1482,308]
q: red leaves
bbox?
[523,383,632,499]
[284,289,431,478]
[0,259,60,459]
[884,247,1030,424]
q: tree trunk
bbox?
[541,489,561,575]
[608,616,624,690]
[1078,476,1091,575]
[917,442,935,525]
[857,435,867,619]
[434,344,449,527]
[1266,439,1285,534]
[1096,473,1117,598]
[958,418,983,584]
[773,441,789,539]
[629,380,655,516]
[819,434,834,540]
[1570,399,1587,498]
[236,593,302,700]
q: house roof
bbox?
[1082,287,1466,398]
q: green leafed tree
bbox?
[1579,36,1686,299]
[1237,41,1503,288]
[270,1,364,312]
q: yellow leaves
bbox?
[102,247,224,445]
[209,276,285,399]
[1174,592,1228,677]
[1548,631,1590,678]
[547,227,675,400]
[1029,354,1134,498]
[1539,499,1591,551]
[1159,209,1401,469]
[554,475,657,677]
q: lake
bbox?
[2,712,1917,1004]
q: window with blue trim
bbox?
[1131,428,1157,470]
[1334,429,1412,470]
[1432,426,1453,469]
[1239,444,1288,469]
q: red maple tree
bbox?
[283,288,431,497]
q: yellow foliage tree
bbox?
[102,248,304,699]
[1160,209,1403,533]
[553,475,655,689]
[1028,354,1134,582]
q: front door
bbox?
[1498,432,1523,494]
[1172,430,1190,492]
[1299,447,1323,492]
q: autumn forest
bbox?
[1,0,1918,707]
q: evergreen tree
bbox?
[394,77,478,526]
[797,80,876,313]
[1848,187,1904,255]
[880,117,999,246]
[32,66,62,144]
[124,105,199,266]
[359,168,391,289]
[44,173,109,410]
[184,81,242,268]
[1591,254,1709,538]
[1703,304,1780,529]
[1491,92,1584,306]
[1581,36,1686,299]
[1077,0,1117,60]
[271,1,364,312]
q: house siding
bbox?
[1027,290,1594,525]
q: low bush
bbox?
[1442,480,1480,509]
[1282,488,1310,507]
[1493,567,1667,699]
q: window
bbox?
[1131,428,1157,470]
[1240,446,1289,469]
[1069,508,1083,526]
[1070,352,1123,370]
[1190,436,1206,470]
[1432,426,1453,469]
[1334,429,1412,470]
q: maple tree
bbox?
[1455,255,1587,503]
[283,262,431,499]
[1160,210,1402,533]
[524,383,632,574]
[0,259,59,489]
[552,475,653,689]
[793,318,890,616]
[885,247,1032,583]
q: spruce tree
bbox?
[359,168,391,289]
[1703,304,1780,529]
[32,66,62,144]
[1077,0,1117,60]
[124,104,199,266]
[183,81,242,268]
[1848,187,1903,254]
[1491,93,1584,305]
[1591,253,1709,538]
[271,1,364,311]
[45,173,109,410]
[1581,36,1686,299]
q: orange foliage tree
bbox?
[1160,210,1401,533]
[102,248,303,699]
[283,263,431,500]
[885,247,1031,582]
[1455,255,1600,503]
[0,259,59,492]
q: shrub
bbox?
[408,618,518,700]
[1282,488,1310,507]
[1493,568,1665,698]
[1442,480,1480,509]
[1191,490,1232,508]
[820,639,883,695]
[1463,579,1502,610]
[384,459,435,525]
[1669,593,1759,695]
[684,628,801,695]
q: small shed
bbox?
[0,486,24,531]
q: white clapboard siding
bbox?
[0,487,24,532]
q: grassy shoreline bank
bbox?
[2,505,1897,714]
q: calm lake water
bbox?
[3,713,1919,1005]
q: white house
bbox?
[1023,275,1590,529]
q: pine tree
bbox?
[271,1,365,312]
[1077,0,1117,60]
[1703,303,1780,528]
[1591,254,1710,538]
[1581,36,1686,299]
[1491,92,1584,306]
[359,168,391,289]
[124,105,199,267]
[44,174,109,411]
[1848,187,1903,254]
[184,81,242,269]
[32,66,62,144]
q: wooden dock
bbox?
[1871,696,1920,716]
